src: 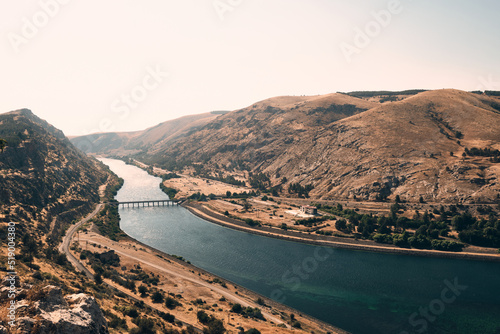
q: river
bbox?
[99,158,500,334]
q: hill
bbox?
[0,109,332,334]
[0,109,115,242]
[71,111,219,157]
[72,90,500,203]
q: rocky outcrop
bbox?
[10,285,108,334]
[0,109,110,228]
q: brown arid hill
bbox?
[72,90,500,204]
[70,111,221,156]
[122,92,378,167]
[0,109,113,242]
[260,89,500,203]
[0,109,119,333]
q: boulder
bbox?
[11,285,108,334]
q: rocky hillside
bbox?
[0,109,122,333]
[0,109,116,244]
[72,90,500,203]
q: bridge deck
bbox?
[107,199,179,207]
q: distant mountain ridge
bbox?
[71,90,500,203]
[71,111,219,156]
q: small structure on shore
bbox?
[300,205,317,215]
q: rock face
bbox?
[0,109,113,241]
[12,285,108,334]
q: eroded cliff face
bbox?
[0,281,108,334]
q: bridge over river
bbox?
[106,199,179,208]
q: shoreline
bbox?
[182,201,500,263]
[122,231,349,334]
[66,203,349,333]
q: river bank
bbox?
[72,226,347,334]
[182,201,500,263]
[99,157,500,334]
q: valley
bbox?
[2,89,500,334]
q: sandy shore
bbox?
[182,201,500,263]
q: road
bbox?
[58,202,205,331]
[80,236,288,327]
[58,203,103,279]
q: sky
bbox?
[1,0,499,135]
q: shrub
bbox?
[245,329,261,334]
[244,218,260,227]
[393,232,410,248]
[256,298,266,306]
[32,271,43,280]
[335,219,347,231]
[138,285,148,296]
[197,310,210,324]
[409,234,432,249]
[231,303,243,313]
[130,317,155,334]
[158,311,175,323]
[431,239,464,252]
[373,234,393,244]
[165,296,181,310]
[151,291,163,303]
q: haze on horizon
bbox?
[1,0,499,136]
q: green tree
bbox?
[203,318,225,334]
[94,273,103,285]
[165,296,180,310]
[231,303,243,313]
[0,139,7,152]
[22,233,38,265]
[335,219,347,231]
[243,201,252,212]
[130,317,155,334]
[197,310,210,324]
[452,213,476,231]
[151,291,163,303]
[138,285,148,296]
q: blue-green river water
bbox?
[100,158,500,334]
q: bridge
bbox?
[106,199,179,208]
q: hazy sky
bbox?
[1,0,499,135]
